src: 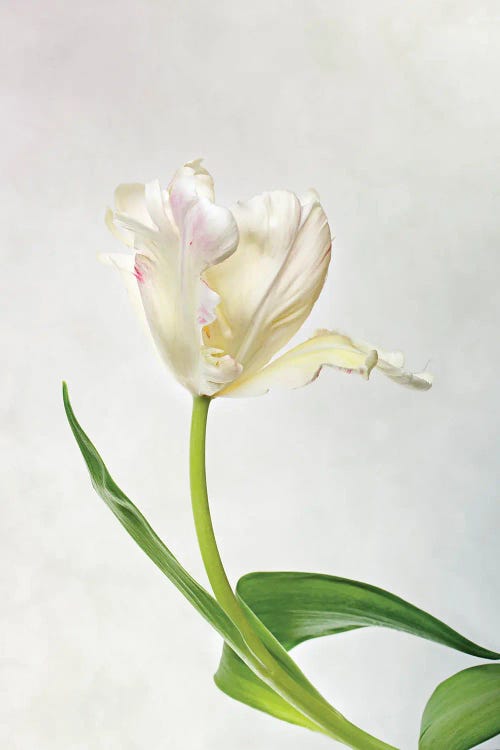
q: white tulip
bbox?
[102,159,432,397]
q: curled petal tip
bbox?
[364,350,379,380]
[301,188,321,205]
[412,371,434,390]
[186,156,206,169]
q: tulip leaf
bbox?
[215,572,498,728]
[419,664,500,750]
[62,383,248,653]
[236,572,499,657]
[215,641,320,731]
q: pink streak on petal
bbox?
[133,263,145,283]
[197,305,209,325]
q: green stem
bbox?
[189,395,271,667]
[189,395,397,750]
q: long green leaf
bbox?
[63,383,246,653]
[215,572,497,728]
[419,664,500,750]
[237,572,499,657]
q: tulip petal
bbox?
[198,280,220,327]
[99,252,171,368]
[182,197,239,270]
[204,189,332,375]
[168,158,215,229]
[107,180,178,265]
[144,179,177,239]
[171,194,238,393]
[99,252,147,326]
[219,330,432,397]
[219,332,378,397]
[131,253,179,371]
[115,183,156,229]
[326,331,433,390]
[105,207,134,248]
[201,347,243,396]
[104,161,240,395]
[130,245,242,396]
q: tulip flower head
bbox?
[102,159,432,396]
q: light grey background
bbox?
[2,2,499,748]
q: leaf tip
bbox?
[62,381,72,420]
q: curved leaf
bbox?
[215,572,497,731]
[237,572,499,657]
[62,383,246,654]
[215,642,320,732]
[419,664,500,750]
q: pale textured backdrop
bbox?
[2,2,499,748]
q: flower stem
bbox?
[189,395,397,750]
[189,396,270,664]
